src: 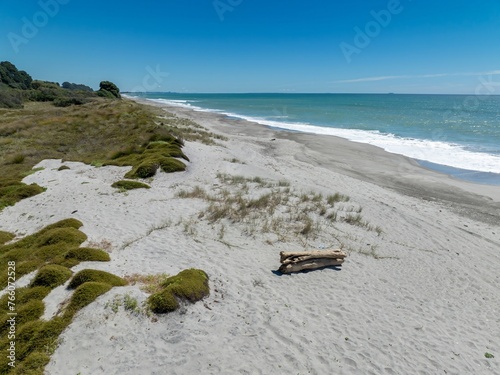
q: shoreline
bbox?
[133,97,500,225]
[128,95,500,183]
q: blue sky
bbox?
[1,0,499,93]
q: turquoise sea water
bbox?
[129,93,500,184]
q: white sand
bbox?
[1,99,499,374]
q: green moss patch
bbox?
[148,268,209,314]
[35,227,87,248]
[0,183,45,210]
[30,265,72,289]
[112,180,151,190]
[68,269,127,289]
[0,231,14,245]
[64,247,110,262]
[64,282,112,318]
[105,138,187,179]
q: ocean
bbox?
[130,93,500,185]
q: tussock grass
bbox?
[0,219,124,374]
[148,269,209,314]
[0,99,188,210]
[176,175,383,247]
[68,269,127,290]
[112,180,151,190]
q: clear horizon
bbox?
[2,0,500,95]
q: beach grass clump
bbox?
[35,227,87,248]
[30,265,72,289]
[326,193,350,205]
[147,269,209,314]
[0,231,14,245]
[0,219,88,287]
[0,183,45,210]
[105,135,187,179]
[64,282,112,318]
[112,180,151,190]
[64,247,110,262]
[0,216,123,373]
[68,269,127,290]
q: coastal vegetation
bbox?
[111,180,151,190]
[0,219,124,375]
[148,269,209,313]
[175,173,382,249]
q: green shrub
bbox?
[68,269,127,289]
[98,81,121,99]
[53,97,87,107]
[64,247,110,262]
[65,282,112,318]
[0,230,14,245]
[32,245,68,261]
[30,265,72,288]
[159,157,186,173]
[35,227,87,248]
[148,288,179,313]
[39,218,83,233]
[148,269,209,314]
[0,183,45,209]
[112,180,151,190]
[125,160,159,179]
[162,269,209,302]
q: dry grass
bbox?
[175,174,382,246]
[124,273,171,294]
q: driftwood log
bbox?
[279,250,346,274]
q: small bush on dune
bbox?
[64,282,112,318]
[35,227,87,248]
[68,269,127,289]
[0,183,45,209]
[148,269,209,314]
[32,245,68,261]
[30,265,72,289]
[107,139,187,179]
[148,288,180,313]
[112,180,151,190]
[39,218,83,234]
[64,247,110,262]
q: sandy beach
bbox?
[1,98,499,374]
